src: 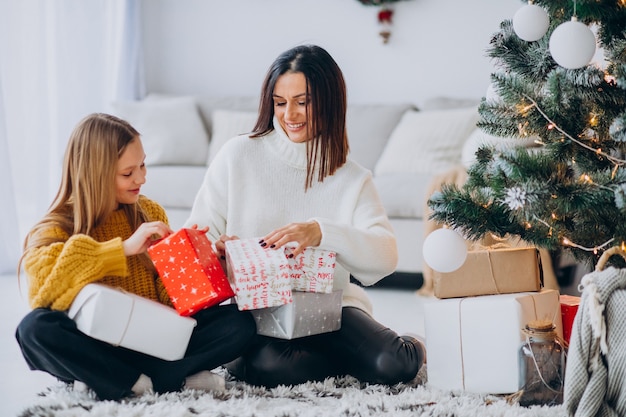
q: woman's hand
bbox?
[123,221,173,256]
[260,221,321,257]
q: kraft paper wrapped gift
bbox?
[252,290,343,339]
[424,289,563,394]
[226,238,293,310]
[68,283,197,361]
[285,245,336,293]
[432,247,542,299]
[148,228,235,316]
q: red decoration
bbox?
[378,8,393,23]
[148,228,235,316]
[356,0,413,44]
[560,294,581,344]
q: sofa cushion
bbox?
[374,106,479,176]
[461,128,540,169]
[111,96,209,166]
[373,173,433,219]
[209,110,258,164]
[205,103,416,170]
[347,103,416,171]
[194,96,259,133]
[420,96,480,111]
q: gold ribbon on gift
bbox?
[478,243,545,295]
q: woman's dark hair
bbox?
[251,44,349,190]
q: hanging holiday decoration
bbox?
[422,228,468,273]
[356,0,413,44]
[549,17,597,69]
[512,3,550,42]
[378,7,393,43]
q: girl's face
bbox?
[273,72,311,143]
[116,137,146,206]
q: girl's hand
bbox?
[260,221,321,258]
[215,234,239,271]
[215,234,240,260]
[189,224,209,234]
[123,221,173,256]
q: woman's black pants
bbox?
[15,304,256,400]
[226,306,425,387]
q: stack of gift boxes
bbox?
[424,246,580,394]
[149,230,341,340]
[225,238,341,339]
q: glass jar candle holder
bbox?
[518,319,566,407]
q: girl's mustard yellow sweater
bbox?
[23,196,172,311]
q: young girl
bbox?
[185,45,426,387]
[15,113,256,400]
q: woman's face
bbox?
[273,72,311,143]
[115,137,146,205]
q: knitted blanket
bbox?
[564,266,626,416]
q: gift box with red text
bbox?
[68,283,197,361]
[252,290,343,339]
[424,289,562,394]
[225,239,337,310]
[560,294,580,344]
[225,238,293,310]
[148,228,235,316]
[432,247,543,299]
[285,245,336,293]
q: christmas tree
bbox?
[427,0,626,270]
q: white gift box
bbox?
[68,283,197,361]
[424,289,563,394]
[252,290,343,339]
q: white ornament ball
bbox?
[549,19,596,69]
[422,228,468,273]
[485,83,501,103]
[513,4,550,42]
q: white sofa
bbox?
[111,94,481,286]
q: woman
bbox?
[185,44,425,387]
[15,113,256,400]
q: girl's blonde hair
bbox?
[19,113,150,272]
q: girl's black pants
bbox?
[15,303,256,400]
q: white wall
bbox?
[141,0,522,106]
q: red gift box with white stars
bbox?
[148,228,235,316]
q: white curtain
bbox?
[0,0,144,274]
[0,78,20,274]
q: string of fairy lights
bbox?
[423,1,626,273]
[509,92,626,255]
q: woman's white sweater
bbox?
[185,120,398,314]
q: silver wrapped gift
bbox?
[252,290,342,339]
